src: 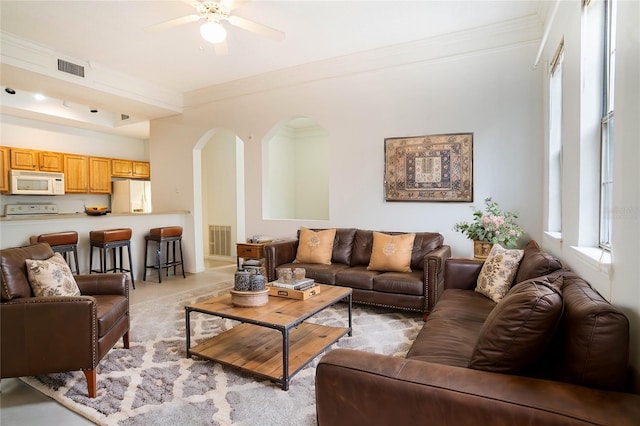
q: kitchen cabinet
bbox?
[0,146,9,192]
[112,160,150,179]
[132,161,150,178]
[112,159,133,177]
[38,151,64,172]
[64,154,88,193]
[10,148,39,170]
[89,156,112,193]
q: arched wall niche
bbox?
[262,117,329,220]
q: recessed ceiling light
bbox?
[34,93,46,101]
[62,100,71,107]
[5,88,16,95]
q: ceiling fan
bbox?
[146,0,285,55]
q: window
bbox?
[548,40,564,234]
[599,0,616,250]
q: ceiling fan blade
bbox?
[145,14,201,32]
[214,40,229,56]
[228,15,285,41]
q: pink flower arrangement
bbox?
[453,198,524,248]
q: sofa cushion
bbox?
[468,276,564,374]
[367,232,415,273]
[559,272,630,391]
[335,266,379,290]
[1,243,56,301]
[294,227,337,265]
[514,240,564,284]
[331,228,357,265]
[475,244,524,302]
[410,232,443,270]
[372,270,424,295]
[351,229,375,266]
[277,262,350,285]
[25,253,81,297]
[407,289,496,367]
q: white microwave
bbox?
[10,170,65,195]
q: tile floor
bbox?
[0,260,236,426]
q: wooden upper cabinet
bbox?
[63,154,88,193]
[89,157,112,193]
[38,151,64,172]
[0,146,9,193]
[10,148,39,170]
[112,159,133,177]
[132,161,150,179]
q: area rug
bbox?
[21,282,423,425]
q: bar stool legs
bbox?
[89,228,135,289]
[143,226,186,283]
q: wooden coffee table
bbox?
[185,284,352,390]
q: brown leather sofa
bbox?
[316,243,640,425]
[0,243,130,398]
[264,228,451,316]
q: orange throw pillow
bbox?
[367,232,415,272]
[294,228,337,265]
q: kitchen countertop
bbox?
[0,210,190,221]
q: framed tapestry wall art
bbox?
[384,133,473,202]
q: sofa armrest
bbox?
[423,245,451,312]
[444,258,484,290]
[316,349,640,426]
[1,297,98,377]
[75,273,129,296]
[263,239,298,282]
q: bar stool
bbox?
[143,226,186,283]
[29,231,80,274]
[89,228,135,289]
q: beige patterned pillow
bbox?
[26,253,81,297]
[476,244,524,302]
[367,232,416,272]
[294,228,337,265]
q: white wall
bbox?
[151,23,543,258]
[202,129,239,258]
[539,0,640,381]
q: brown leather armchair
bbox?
[0,243,130,398]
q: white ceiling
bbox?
[0,0,543,138]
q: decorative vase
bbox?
[234,269,251,291]
[249,269,266,291]
[473,240,493,260]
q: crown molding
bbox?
[0,31,183,118]
[185,15,543,108]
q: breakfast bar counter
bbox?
[0,210,190,281]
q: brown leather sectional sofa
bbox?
[316,243,640,425]
[264,228,451,316]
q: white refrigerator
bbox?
[111,180,152,213]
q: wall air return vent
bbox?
[57,59,85,78]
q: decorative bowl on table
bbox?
[230,288,270,307]
[85,207,110,216]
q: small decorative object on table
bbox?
[84,206,110,216]
[230,268,269,307]
[453,197,524,259]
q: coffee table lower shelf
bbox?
[188,322,348,389]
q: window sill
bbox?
[544,231,562,242]
[570,245,611,276]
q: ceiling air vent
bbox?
[57,59,85,78]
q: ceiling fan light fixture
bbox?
[200,21,227,44]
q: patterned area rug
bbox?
[21,282,423,425]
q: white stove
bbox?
[5,203,59,216]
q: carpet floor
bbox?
[21,281,423,425]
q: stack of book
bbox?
[270,278,315,291]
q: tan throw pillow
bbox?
[476,244,524,302]
[25,253,80,297]
[294,228,337,265]
[367,232,416,272]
